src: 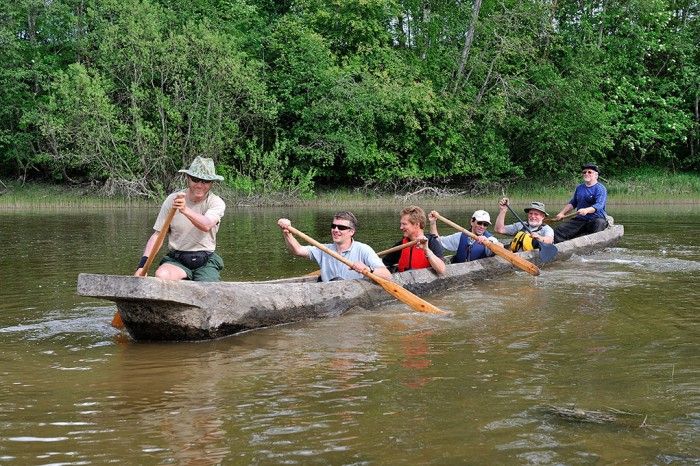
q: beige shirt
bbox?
[154,192,226,252]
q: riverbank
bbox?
[1,168,698,209]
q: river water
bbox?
[0,204,698,464]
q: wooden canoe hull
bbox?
[77,224,623,341]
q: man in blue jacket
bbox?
[553,163,608,243]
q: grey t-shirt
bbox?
[304,240,385,282]
[154,191,226,252]
[503,222,554,238]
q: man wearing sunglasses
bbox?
[135,156,226,281]
[428,209,502,263]
[277,211,391,282]
[552,163,608,243]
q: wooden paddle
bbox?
[544,212,576,224]
[434,213,541,276]
[111,205,178,329]
[504,203,558,263]
[285,225,448,315]
[305,239,420,277]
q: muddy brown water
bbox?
[0,205,698,464]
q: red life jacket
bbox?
[397,238,431,272]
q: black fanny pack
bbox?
[168,250,213,269]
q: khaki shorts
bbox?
[159,252,224,281]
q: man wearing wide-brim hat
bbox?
[494,199,554,252]
[134,156,226,281]
[552,163,608,243]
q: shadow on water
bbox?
[0,205,698,463]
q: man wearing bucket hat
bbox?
[134,156,226,281]
[494,199,554,252]
[428,209,502,263]
[552,163,608,243]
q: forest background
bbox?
[1,0,698,200]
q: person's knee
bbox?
[589,218,608,233]
[586,218,608,235]
[155,264,187,280]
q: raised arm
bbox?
[494,197,509,234]
[428,210,440,236]
[277,218,310,257]
[175,195,219,232]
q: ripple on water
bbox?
[0,305,119,341]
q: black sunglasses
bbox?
[474,221,490,227]
[189,176,212,184]
[330,223,353,231]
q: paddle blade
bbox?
[489,245,541,276]
[538,243,558,263]
[111,310,125,329]
[370,274,449,315]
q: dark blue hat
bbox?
[582,163,599,173]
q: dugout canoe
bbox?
[77,223,623,341]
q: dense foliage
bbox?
[1,0,698,197]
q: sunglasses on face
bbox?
[189,176,213,184]
[474,221,490,227]
[582,170,595,175]
[330,223,353,231]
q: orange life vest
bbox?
[397,238,431,272]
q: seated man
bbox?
[382,205,446,275]
[277,211,391,282]
[135,156,225,282]
[494,199,554,252]
[553,163,609,243]
[429,209,501,263]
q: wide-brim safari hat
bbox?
[524,201,548,217]
[178,156,224,181]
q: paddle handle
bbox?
[505,203,532,234]
[378,239,420,257]
[112,204,179,329]
[544,212,577,224]
[285,225,447,315]
[139,206,178,276]
[435,213,540,276]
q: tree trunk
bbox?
[452,0,483,94]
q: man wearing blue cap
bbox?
[552,163,608,243]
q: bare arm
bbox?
[350,262,392,280]
[555,203,573,220]
[428,210,440,236]
[370,265,393,280]
[175,195,218,232]
[530,231,554,244]
[494,197,509,234]
[418,237,446,276]
[277,218,310,257]
[134,230,160,276]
